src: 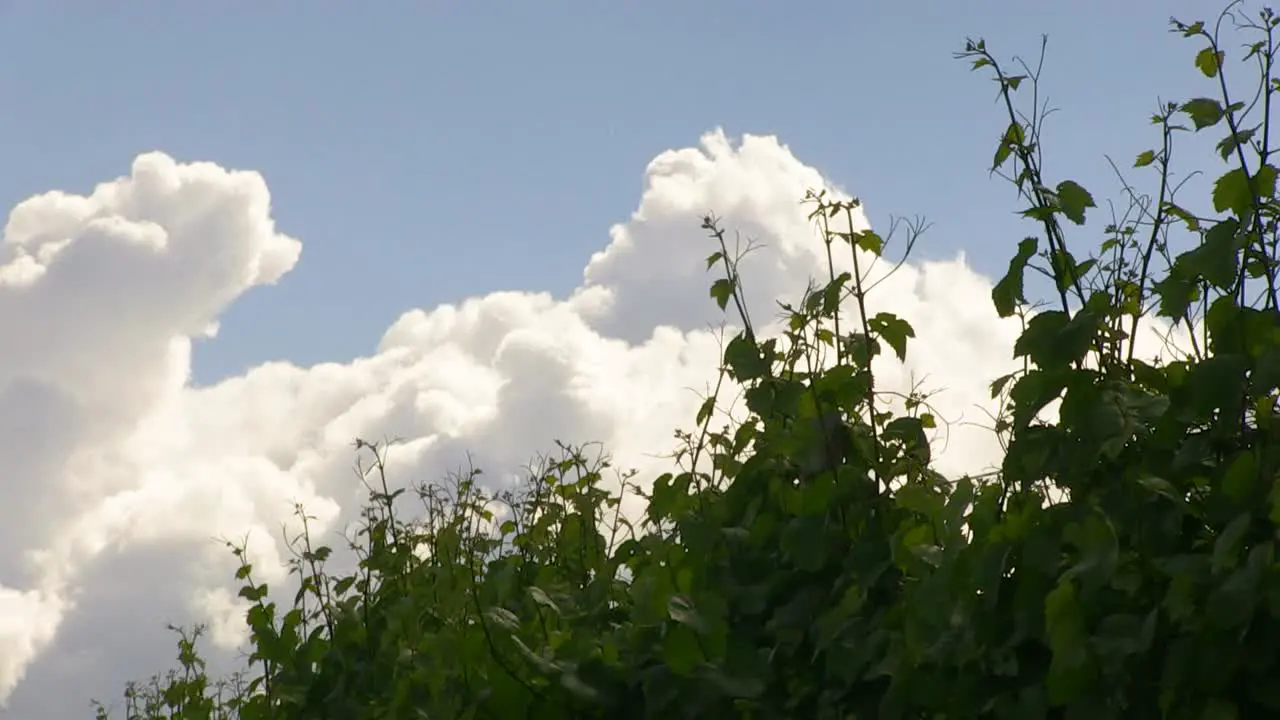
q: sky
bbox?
[0,0,1233,716]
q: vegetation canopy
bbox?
[93,5,1280,718]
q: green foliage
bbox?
[93,4,1280,718]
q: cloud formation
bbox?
[1,131,1046,717]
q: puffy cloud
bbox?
[0,130,1144,717]
[0,153,300,714]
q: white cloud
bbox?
[0,130,1162,717]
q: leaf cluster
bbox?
[94,5,1280,718]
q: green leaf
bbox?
[1256,348,1280,396]
[897,522,942,570]
[993,121,1025,170]
[1049,248,1093,292]
[1184,354,1249,421]
[1212,512,1251,573]
[1056,180,1095,225]
[705,251,724,270]
[1163,201,1202,231]
[666,595,708,632]
[1044,579,1091,705]
[1152,267,1201,318]
[511,636,559,674]
[1255,163,1279,201]
[1013,309,1097,370]
[1174,218,1243,291]
[485,607,521,632]
[820,272,850,315]
[840,332,881,368]
[332,575,355,596]
[528,586,562,615]
[1214,167,1252,217]
[1222,451,1259,502]
[852,230,884,255]
[1093,610,1157,658]
[1195,47,1224,77]
[868,312,915,361]
[1207,560,1263,630]
[559,666,607,705]
[724,334,769,381]
[1217,127,1256,160]
[884,415,932,469]
[1062,511,1119,586]
[1008,369,1069,430]
[1134,149,1157,167]
[1136,476,1184,505]
[662,624,703,675]
[1182,97,1225,130]
[1163,568,1199,623]
[992,237,1038,318]
[695,395,715,426]
[781,516,828,572]
[709,278,734,310]
[706,664,766,700]
[990,371,1017,398]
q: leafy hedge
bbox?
[95,8,1280,719]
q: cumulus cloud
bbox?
[0,130,1153,717]
[0,153,302,715]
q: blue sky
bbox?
[0,1,1217,385]
[0,1,1218,386]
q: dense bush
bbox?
[94,7,1280,718]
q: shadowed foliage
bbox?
[94,5,1280,718]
